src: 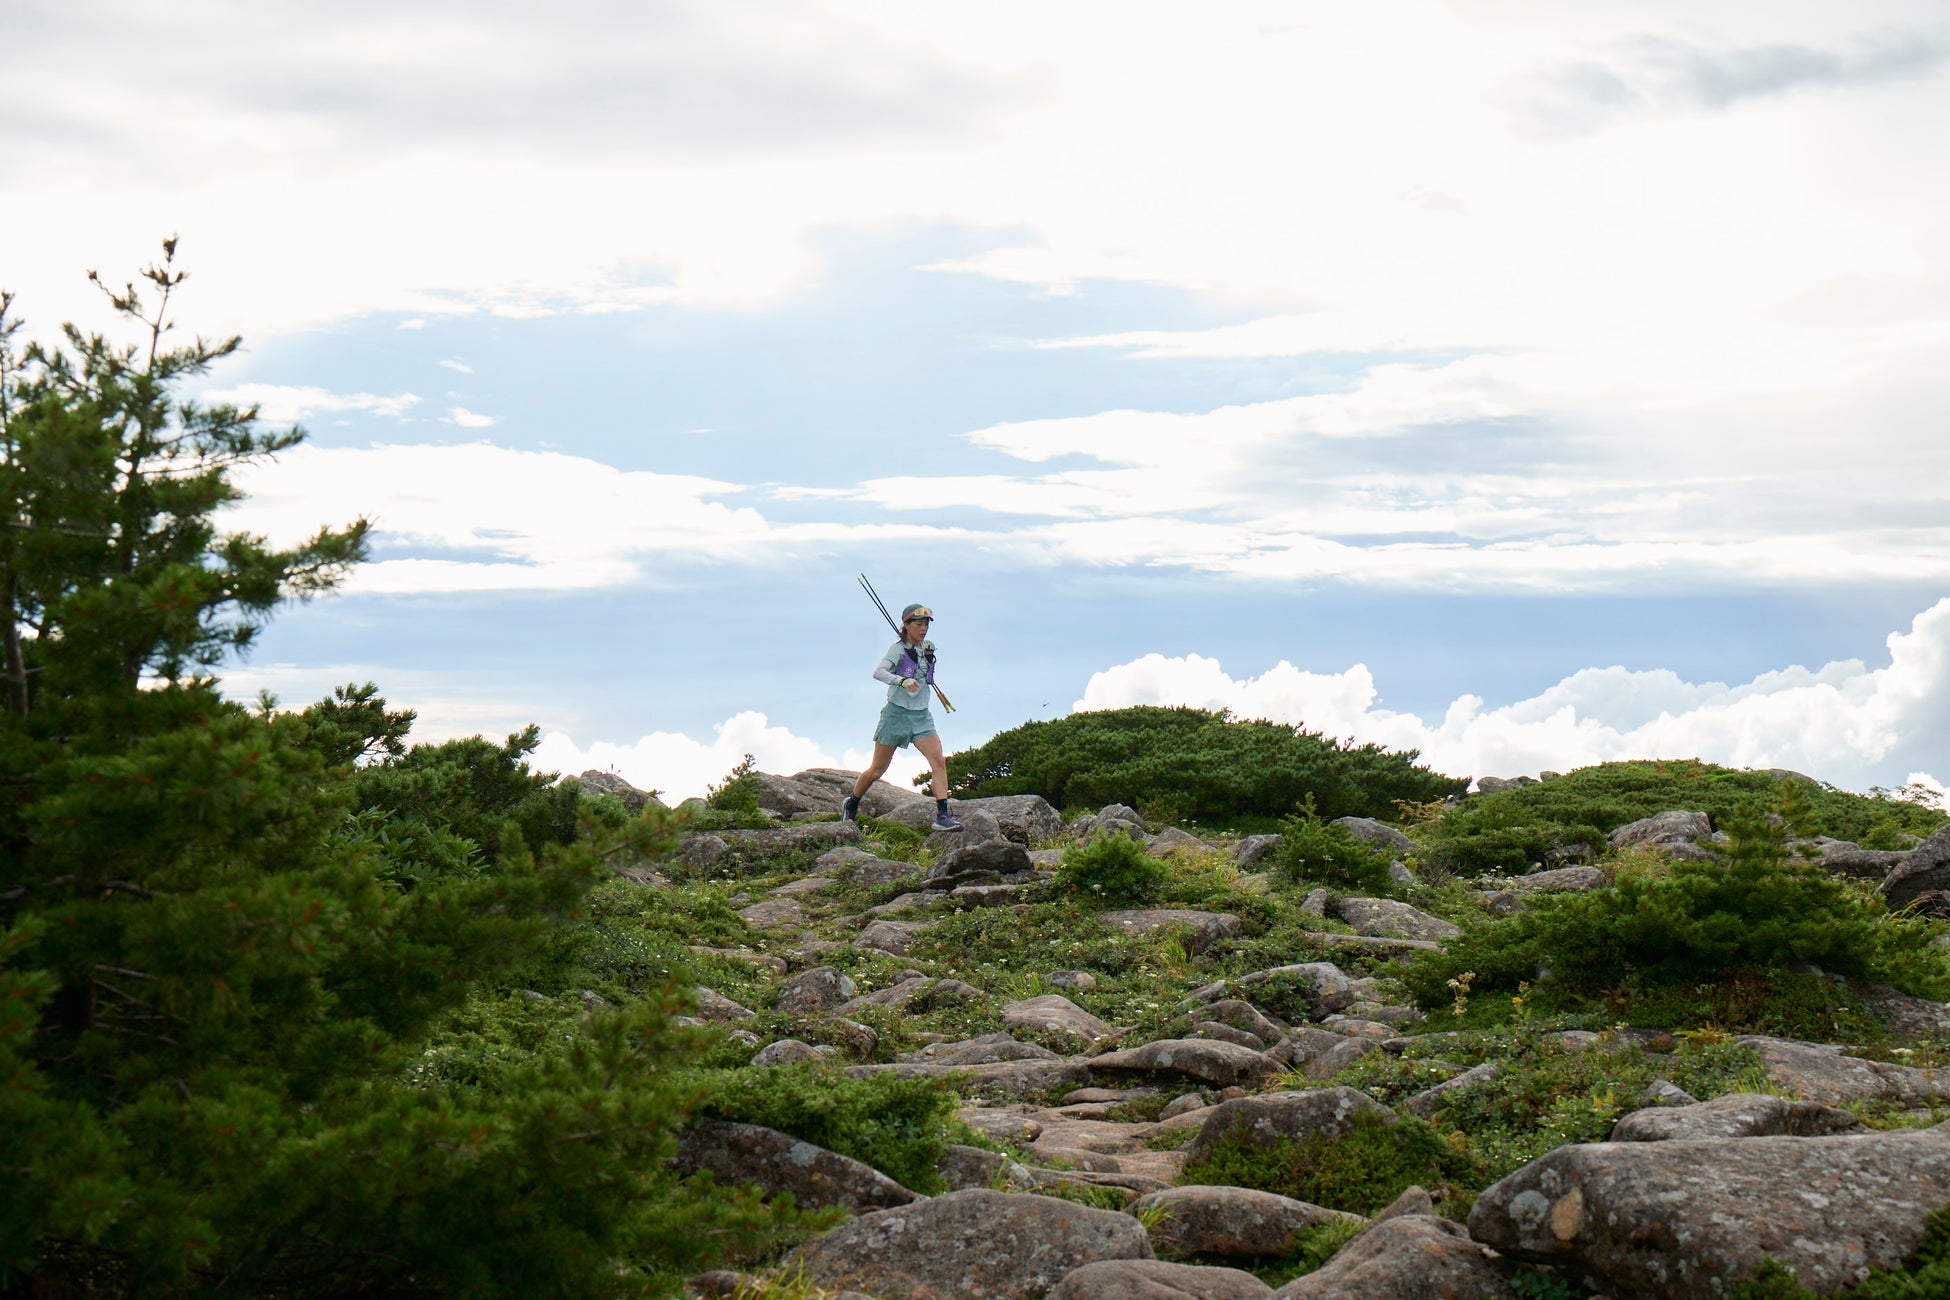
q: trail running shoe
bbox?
[931,810,964,833]
[841,795,860,823]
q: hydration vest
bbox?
[894,640,936,686]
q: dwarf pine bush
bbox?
[1052,834,1173,904]
[1270,802,1397,894]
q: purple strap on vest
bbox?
[895,649,934,685]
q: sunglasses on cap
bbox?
[903,608,934,624]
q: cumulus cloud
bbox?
[222,441,971,592]
[448,407,495,428]
[531,711,928,805]
[1075,597,1950,793]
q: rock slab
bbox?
[1273,1215,1513,1300]
[1049,1259,1273,1300]
[675,1119,920,1212]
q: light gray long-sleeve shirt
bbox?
[872,638,935,712]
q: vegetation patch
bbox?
[1181,1110,1470,1215]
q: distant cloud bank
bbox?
[1076,598,1950,795]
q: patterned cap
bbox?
[901,604,934,624]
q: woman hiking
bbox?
[841,602,963,832]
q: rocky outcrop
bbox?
[773,965,855,1016]
[1050,1259,1273,1300]
[1231,834,1282,867]
[926,839,1035,888]
[853,919,931,957]
[1400,1061,1500,1119]
[1608,810,1714,858]
[717,821,862,853]
[1131,1186,1356,1259]
[1468,1126,1950,1298]
[749,1038,837,1067]
[789,768,924,818]
[787,1188,1154,1299]
[1506,865,1606,893]
[882,794,1063,845]
[1741,1035,1950,1106]
[899,1032,1061,1067]
[1333,817,1416,854]
[1003,994,1119,1044]
[1189,963,1361,1019]
[1883,823,1950,910]
[692,987,756,1021]
[1098,909,1244,955]
[1273,1215,1513,1299]
[675,1119,921,1212]
[1335,897,1461,943]
[1183,1088,1394,1165]
[1087,1039,1282,1088]
[1609,1092,1864,1142]
[574,769,664,811]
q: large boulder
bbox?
[1609,1092,1864,1142]
[774,966,856,1017]
[1098,909,1244,955]
[1130,1186,1356,1259]
[1740,1035,1950,1106]
[718,821,862,853]
[674,1119,921,1212]
[1003,994,1119,1045]
[1087,1039,1282,1089]
[927,840,1035,888]
[1049,1259,1272,1300]
[1333,817,1416,854]
[899,1032,1061,1067]
[790,768,925,819]
[1468,1127,1950,1298]
[1506,865,1607,893]
[1883,823,1950,910]
[1202,999,1287,1046]
[787,1188,1154,1298]
[1815,839,1910,882]
[850,1058,1091,1101]
[1335,897,1461,943]
[1190,963,1361,1020]
[1184,1088,1394,1165]
[749,772,844,818]
[692,987,756,1022]
[882,794,1063,845]
[1231,834,1282,867]
[1273,1215,1513,1299]
[853,919,931,958]
[574,769,664,812]
[1400,1061,1499,1119]
[1608,810,1712,852]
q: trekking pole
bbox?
[858,573,956,714]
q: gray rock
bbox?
[1147,826,1211,857]
[1475,776,1532,795]
[1400,1061,1500,1119]
[692,986,756,1022]
[688,945,789,976]
[788,1187,1153,1298]
[1468,1126,1950,1298]
[767,875,837,897]
[812,844,881,872]
[843,856,924,889]
[774,965,856,1016]
[1299,1034,1379,1082]
[1191,962,1360,1019]
[1883,823,1950,910]
[1184,1088,1394,1166]
[815,1018,879,1059]
[936,1142,1030,1191]
[1738,1035,1950,1106]
[1049,1260,1272,1300]
[1334,817,1416,854]
[900,1031,1061,1067]
[850,1058,1092,1101]
[1855,980,1950,1037]
[1298,887,1329,915]
[927,839,1034,888]
[1815,839,1909,881]
[1639,1078,1697,1108]
[1335,897,1462,942]
[789,768,923,819]
[1369,1185,1436,1223]
[675,1119,920,1211]
[1307,932,1445,958]
[1506,865,1607,893]
[574,769,664,811]
[674,833,728,871]
[1089,1038,1283,1088]
[1232,834,1282,867]
[1133,1185,1356,1259]
[862,890,946,918]
[1203,999,1288,1044]
[1192,1021,1267,1050]
[884,794,1063,845]
[953,883,1027,908]
[853,919,930,957]
[1050,970,1098,990]
[1003,994,1119,1044]
[718,821,863,853]
[749,772,846,818]
[1160,1093,1208,1119]
[750,1038,838,1067]
[1387,860,1416,887]
[1098,909,1244,955]
[1608,809,1712,848]
[736,896,803,929]
[1610,1091,1865,1141]
[1274,1215,1512,1299]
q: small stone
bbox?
[751,1039,838,1067]
[1050,970,1098,990]
[774,965,856,1016]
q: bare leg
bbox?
[913,733,950,801]
[852,744,898,799]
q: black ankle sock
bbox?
[936,799,949,815]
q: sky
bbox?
[3,0,1947,803]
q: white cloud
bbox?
[1075,597,1950,793]
[532,711,929,805]
[199,383,420,422]
[448,406,495,428]
[222,441,973,592]
[438,359,474,374]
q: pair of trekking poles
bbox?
[858,573,955,714]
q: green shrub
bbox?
[693,1062,961,1194]
[1053,835,1173,905]
[1271,802,1397,894]
[707,754,765,815]
[1422,759,1946,876]
[1180,1111,1467,1214]
[1404,787,1950,1009]
[944,707,1465,827]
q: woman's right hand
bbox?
[902,677,920,695]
